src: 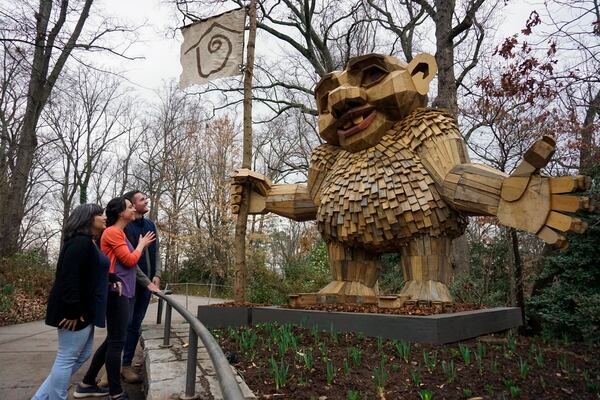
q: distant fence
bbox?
[164,282,234,308]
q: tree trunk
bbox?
[0,105,40,256]
[430,0,471,274]
[432,0,459,115]
[233,0,257,302]
[234,184,251,301]
[580,88,600,174]
[80,172,91,204]
[510,228,526,329]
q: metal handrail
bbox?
[153,291,245,400]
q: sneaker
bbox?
[121,365,142,383]
[74,383,109,398]
[110,392,129,400]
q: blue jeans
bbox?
[32,325,94,400]
[122,285,151,366]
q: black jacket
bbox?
[124,217,161,279]
[45,234,107,330]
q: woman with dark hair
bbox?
[32,204,109,400]
[76,197,155,400]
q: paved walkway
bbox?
[143,323,255,399]
[0,294,229,400]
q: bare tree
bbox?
[538,1,600,172]
[132,83,195,222]
[18,146,60,252]
[268,220,310,273]
[160,127,197,276]
[42,67,134,240]
[186,116,240,283]
[129,82,206,276]
[253,111,316,182]
[1,42,59,252]
[0,0,138,256]
[0,41,28,240]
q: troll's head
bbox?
[314,53,437,152]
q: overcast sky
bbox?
[97,0,536,98]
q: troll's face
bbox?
[314,53,437,152]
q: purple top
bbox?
[108,238,137,299]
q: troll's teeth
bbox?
[352,115,364,124]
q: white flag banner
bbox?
[179,8,246,88]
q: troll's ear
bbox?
[407,53,437,95]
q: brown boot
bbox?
[121,365,142,383]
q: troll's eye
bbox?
[361,65,388,87]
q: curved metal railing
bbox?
[153,291,245,400]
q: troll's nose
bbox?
[328,86,367,119]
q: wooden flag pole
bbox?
[233,0,257,302]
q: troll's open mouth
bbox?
[337,109,377,138]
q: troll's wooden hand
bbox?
[230,168,272,215]
[497,136,592,249]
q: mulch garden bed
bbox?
[212,323,600,399]
[210,301,267,308]
[284,302,483,316]
[208,301,483,316]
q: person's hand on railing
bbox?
[147,282,161,294]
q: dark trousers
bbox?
[122,285,151,366]
[83,292,134,395]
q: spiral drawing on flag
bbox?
[184,23,239,78]
[179,8,246,88]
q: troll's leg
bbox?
[398,235,454,304]
[317,241,380,298]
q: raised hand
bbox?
[497,136,592,249]
[230,168,272,215]
[138,231,156,249]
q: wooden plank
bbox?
[461,172,503,191]
[550,175,591,193]
[537,226,567,249]
[551,195,589,213]
[501,176,530,202]
[545,211,587,233]
[230,185,243,195]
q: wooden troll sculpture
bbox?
[231,53,591,306]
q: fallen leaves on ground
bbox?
[0,287,48,326]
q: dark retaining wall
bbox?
[197,306,522,344]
